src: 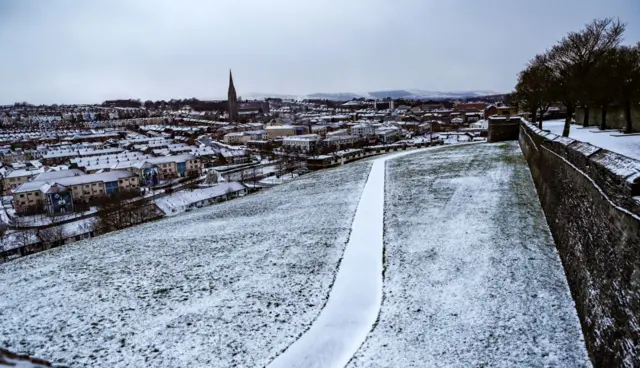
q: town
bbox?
[0,70,551,260]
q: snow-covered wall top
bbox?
[519,120,640,368]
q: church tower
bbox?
[228,70,239,123]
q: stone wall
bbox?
[487,117,520,142]
[518,118,640,367]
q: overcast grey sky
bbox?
[0,0,638,104]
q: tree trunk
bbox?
[583,106,590,127]
[624,99,633,133]
[600,104,607,130]
[562,104,574,137]
[531,109,537,125]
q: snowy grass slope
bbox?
[349,142,589,367]
[0,160,372,368]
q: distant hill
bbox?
[240,90,501,101]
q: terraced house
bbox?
[12,171,139,215]
[2,169,36,195]
[111,154,202,183]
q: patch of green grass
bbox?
[500,154,524,165]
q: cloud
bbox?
[0,0,638,104]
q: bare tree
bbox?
[514,54,556,129]
[95,191,157,233]
[0,224,7,261]
[547,18,626,136]
[37,225,66,249]
[14,228,36,249]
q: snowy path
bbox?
[268,149,430,368]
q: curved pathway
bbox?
[268,149,429,368]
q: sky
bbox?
[0,0,638,104]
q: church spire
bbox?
[229,69,235,91]
[228,69,238,123]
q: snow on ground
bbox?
[269,148,431,368]
[0,160,373,368]
[348,142,589,367]
[12,208,98,227]
[544,119,640,160]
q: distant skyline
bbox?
[0,0,638,105]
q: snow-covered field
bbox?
[544,119,640,160]
[0,143,590,367]
[349,142,589,367]
[0,160,373,367]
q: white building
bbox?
[375,127,399,143]
[350,124,375,137]
[282,134,321,152]
[223,130,268,145]
[223,132,252,145]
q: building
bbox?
[374,99,395,110]
[311,125,328,137]
[220,150,250,165]
[455,102,485,111]
[282,134,321,152]
[223,132,251,145]
[228,70,239,122]
[323,135,360,148]
[223,130,268,145]
[111,154,202,184]
[32,169,85,182]
[375,127,399,144]
[350,124,376,137]
[12,171,139,214]
[326,129,349,137]
[484,105,498,119]
[265,125,308,139]
[496,106,518,117]
[2,169,36,194]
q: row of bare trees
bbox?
[94,191,159,232]
[514,18,640,136]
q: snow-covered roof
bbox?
[266,125,296,130]
[220,150,248,158]
[283,134,321,142]
[32,169,85,181]
[5,169,36,178]
[13,171,136,193]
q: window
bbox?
[85,184,90,188]
[105,181,119,195]
[35,192,40,196]
[19,194,24,198]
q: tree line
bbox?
[514,18,640,136]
